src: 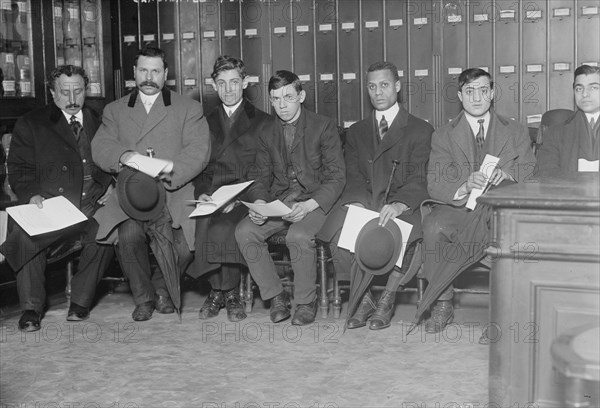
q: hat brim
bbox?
[355,218,403,276]
[116,167,166,221]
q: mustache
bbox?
[66,103,81,109]
[139,81,159,88]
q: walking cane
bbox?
[383,160,400,203]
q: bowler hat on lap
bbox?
[117,167,166,221]
[355,218,403,276]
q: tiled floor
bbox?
[1,279,489,408]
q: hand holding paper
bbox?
[466,154,499,210]
[188,180,254,217]
[123,153,174,179]
[6,196,87,236]
[241,200,292,217]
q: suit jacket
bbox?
[247,107,345,214]
[191,100,270,277]
[0,104,111,271]
[91,88,210,250]
[427,110,536,206]
[318,106,433,243]
[535,110,600,178]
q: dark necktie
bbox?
[284,123,294,151]
[70,115,82,141]
[379,115,388,140]
[475,118,485,149]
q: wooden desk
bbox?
[479,174,600,407]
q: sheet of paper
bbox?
[188,180,254,217]
[241,200,292,217]
[338,205,413,268]
[466,154,500,210]
[6,196,87,236]
[578,158,599,172]
[124,154,174,178]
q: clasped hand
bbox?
[466,168,510,193]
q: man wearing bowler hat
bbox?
[92,47,210,321]
[317,61,433,330]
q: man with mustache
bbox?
[92,47,210,321]
[0,65,114,331]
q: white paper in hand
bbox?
[189,180,254,217]
[241,200,292,217]
[466,154,500,210]
[6,196,87,236]
[578,158,599,172]
[124,154,174,178]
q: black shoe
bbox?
[424,300,454,333]
[132,301,155,321]
[369,290,396,330]
[269,291,291,323]
[67,303,90,321]
[224,289,247,322]
[18,310,41,332]
[292,297,318,326]
[155,294,175,314]
[199,290,224,319]
[347,291,376,329]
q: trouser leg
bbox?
[118,219,154,305]
[16,252,47,313]
[207,264,242,291]
[235,217,287,301]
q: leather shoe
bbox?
[155,294,175,314]
[292,297,318,326]
[270,291,291,323]
[67,303,90,321]
[369,290,396,330]
[424,300,454,333]
[199,290,224,319]
[132,301,155,321]
[347,291,376,329]
[224,289,247,322]
[18,310,41,332]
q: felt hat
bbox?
[354,218,403,276]
[116,167,166,221]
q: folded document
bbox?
[6,196,87,236]
[189,180,254,217]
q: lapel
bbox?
[221,100,253,154]
[49,104,78,152]
[81,107,99,141]
[127,88,171,141]
[486,110,511,158]
[207,106,224,156]
[373,107,409,161]
[289,107,307,153]
[448,111,475,162]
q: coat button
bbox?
[366,179,370,184]
[62,165,68,171]
[82,159,87,163]
[367,159,373,164]
[58,187,64,193]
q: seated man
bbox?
[92,47,210,321]
[422,68,536,333]
[0,65,114,331]
[191,55,270,322]
[536,64,599,177]
[235,70,345,326]
[317,61,433,330]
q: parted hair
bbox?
[458,68,493,91]
[47,65,89,90]
[211,55,247,80]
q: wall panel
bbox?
[521,0,547,127]
[220,0,241,58]
[385,0,409,110]
[269,0,293,73]
[360,0,384,117]
[548,0,576,110]
[157,1,178,93]
[577,0,600,66]
[291,0,316,112]
[198,0,220,111]
[178,1,200,101]
[240,0,269,112]
[118,0,139,92]
[493,1,519,120]
[314,0,338,120]
[338,0,360,125]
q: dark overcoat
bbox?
[190,99,270,278]
[0,104,111,271]
[317,106,433,244]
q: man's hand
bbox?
[196,193,212,204]
[97,185,114,206]
[488,168,510,186]
[119,151,137,166]
[249,199,268,225]
[282,199,319,223]
[29,195,44,208]
[464,171,488,193]
[379,202,408,226]
[222,201,236,214]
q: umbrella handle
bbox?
[383,160,400,204]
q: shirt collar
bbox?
[585,111,600,124]
[375,102,400,125]
[139,91,160,106]
[62,109,83,124]
[464,111,491,138]
[223,99,243,117]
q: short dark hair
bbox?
[367,61,400,82]
[211,55,246,80]
[458,68,493,91]
[134,47,168,70]
[268,70,302,93]
[574,64,600,85]
[47,65,89,90]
